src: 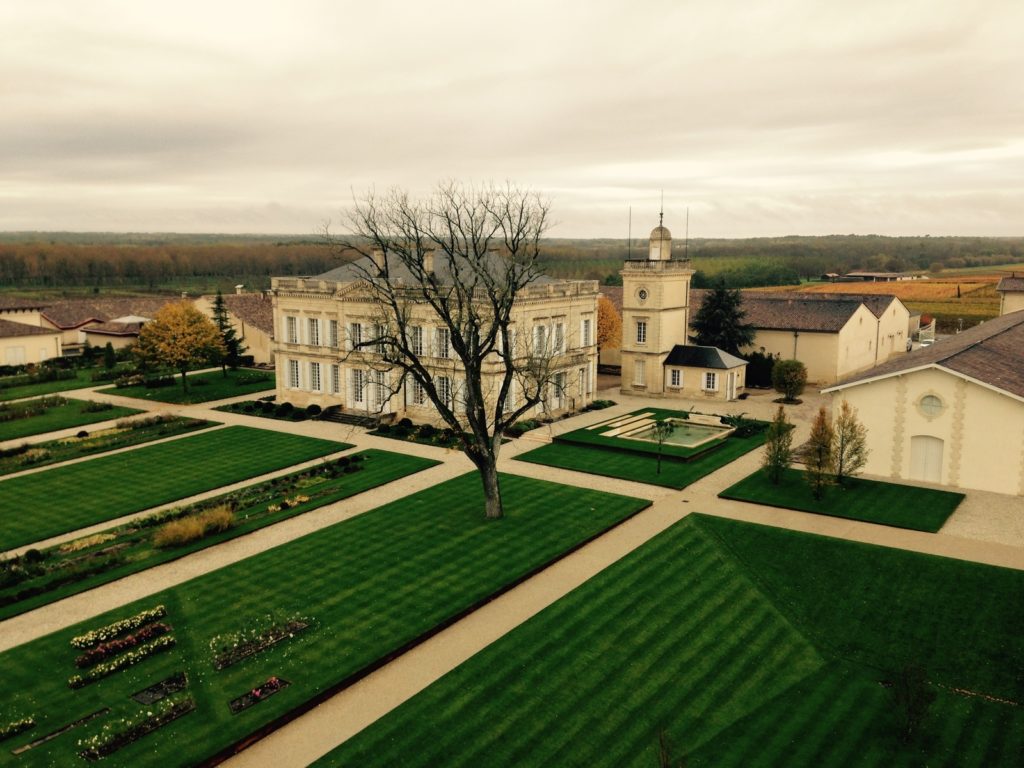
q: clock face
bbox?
[638,288,649,302]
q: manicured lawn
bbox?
[0,426,348,550]
[0,368,106,402]
[0,398,141,442]
[319,515,1024,768]
[97,368,275,404]
[516,428,769,489]
[719,467,965,532]
[0,473,649,767]
[0,416,212,477]
[0,449,439,621]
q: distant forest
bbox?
[0,232,1022,296]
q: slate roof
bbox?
[0,318,60,339]
[825,311,1024,399]
[690,289,867,333]
[752,291,900,319]
[41,297,180,329]
[996,276,1024,293]
[317,252,557,285]
[223,294,273,335]
[664,344,747,369]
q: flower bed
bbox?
[210,615,310,670]
[0,717,35,742]
[70,605,167,649]
[9,709,109,756]
[131,672,188,705]
[68,635,177,689]
[78,695,196,761]
[228,676,290,714]
[75,622,172,668]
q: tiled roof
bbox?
[826,311,1024,399]
[0,318,60,339]
[664,344,747,369]
[0,297,49,311]
[84,321,144,337]
[996,276,1024,293]
[752,291,899,319]
[41,297,180,329]
[690,289,864,333]
[224,294,273,335]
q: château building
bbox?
[270,253,599,423]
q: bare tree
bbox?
[330,182,576,520]
[653,419,675,475]
[833,400,869,486]
[761,406,793,484]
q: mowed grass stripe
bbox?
[0,473,648,768]
[0,426,347,550]
[0,398,141,441]
[318,518,824,768]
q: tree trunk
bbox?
[180,367,189,393]
[479,454,504,520]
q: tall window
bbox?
[309,361,321,391]
[634,359,646,386]
[582,318,592,346]
[554,322,565,353]
[349,322,362,350]
[372,371,386,408]
[437,328,451,358]
[636,320,647,345]
[375,324,387,355]
[438,376,452,408]
[328,320,339,349]
[533,325,546,355]
[287,359,300,388]
[308,318,320,346]
[285,316,298,344]
[330,364,340,394]
[704,372,718,391]
[411,379,426,405]
[352,369,365,403]
[670,368,681,387]
[410,326,424,355]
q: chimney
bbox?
[422,249,435,274]
[371,249,386,273]
[235,284,244,295]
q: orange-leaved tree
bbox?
[597,295,621,356]
[136,302,225,392]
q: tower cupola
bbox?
[648,222,672,261]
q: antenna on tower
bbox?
[659,190,664,227]
[627,206,632,260]
[685,206,690,261]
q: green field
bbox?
[719,467,965,532]
[516,426,768,489]
[320,515,1024,767]
[0,426,347,550]
[0,473,649,767]
[98,368,275,404]
[0,398,141,441]
[0,449,438,621]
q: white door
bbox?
[726,372,736,400]
[909,436,943,483]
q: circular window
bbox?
[920,395,943,417]
[638,288,649,302]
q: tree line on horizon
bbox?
[0,233,1021,293]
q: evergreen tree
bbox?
[834,400,869,486]
[762,406,793,484]
[688,281,756,355]
[772,359,807,403]
[805,406,835,500]
[211,290,246,374]
[102,343,116,370]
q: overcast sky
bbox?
[2,0,1022,237]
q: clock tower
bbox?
[619,219,694,395]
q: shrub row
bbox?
[153,505,234,549]
[75,622,172,669]
[68,635,177,689]
[70,605,167,649]
[78,694,195,759]
[0,716,35,742]
[0,395,67,422]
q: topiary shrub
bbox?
[417,424,436,440]
[76,430,89,439]
[398,417,413,428]
[275,402,294,417]
[306,404,322,417]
